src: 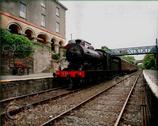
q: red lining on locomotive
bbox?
[55,71,85,78]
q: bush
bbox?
[143,54,156,69]
[52,53,60,60]
[101,46,111,52]
[0,28,33,58]
[121,55,135,64]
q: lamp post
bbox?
[156,38,158,70]
[70,33,73,40]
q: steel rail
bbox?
[41,84,116,126]
[0,89,80,118]
[2,72,136,117]
[0,87,61,104]
[142,84,151,126]
[41,72,139,126]
[114,72,141,126]
[1,71,135,105]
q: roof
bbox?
[55,0,68,10]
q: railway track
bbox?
[1,88,79,119]
[0,87,62,111]
[3,72,138,126]
[41,71,141,126]
[0,87,60,104]
[118,74,151,126]
[114,73,141,126]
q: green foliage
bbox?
[63,49,66,57]
[0,0,18,2]
[101,46,111,52]
[143,54,156,69]
[52,53,60,60]
[137,63,144,70]
[0,28,33,58]
[120,55,135,64]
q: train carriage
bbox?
[121,59,138,73]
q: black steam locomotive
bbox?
[54,39,137,88]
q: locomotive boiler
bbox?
[54,39,137,88]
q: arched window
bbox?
[8,23,22,34]
[51,39,55,51]
[25,29,34,40]
[37,34,47,43]
[59,41,63,47]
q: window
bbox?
[41,6,46,14]
[41,0,46,27]
[19,1,26,18]
[41,14,46,27]
[40,0,45,8]
[56,22,60,33]
[56,7,60,17]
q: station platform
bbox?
[0,73,54,99]
[0,73,53,82]
[143,70,158,98]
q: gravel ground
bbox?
[55,73,140,126]
[3,74,131,126]
[1,89,69,114]
[119,74,144,126]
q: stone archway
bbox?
[37,34,48,43]
[59,40,65,58]
[25,28,35,40]
[8,23,22,34]
[59,41,63,47]
[51,38,56,52]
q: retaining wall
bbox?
[0,77,54,100]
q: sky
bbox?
[59,1,158,60]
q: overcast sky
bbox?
[59,1,158,60]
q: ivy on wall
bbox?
[52,53,60,60]
[33,42,52,53]
[0,28,33,58]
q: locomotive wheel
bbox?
[68,78,74,89]
[78,78,85,88]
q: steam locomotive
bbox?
[54,39,137,88]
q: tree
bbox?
[137,63,144,70]
[120,55,135,64]
[143,54,156,69]
[101,46,111,52]
[52,53,60,60]
[0,28,33,58]
[0,28,33,75]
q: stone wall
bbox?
[51,58,68,73]
[0,77,54,100]
[33,42,52,73]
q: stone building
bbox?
[0,0,67,74]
